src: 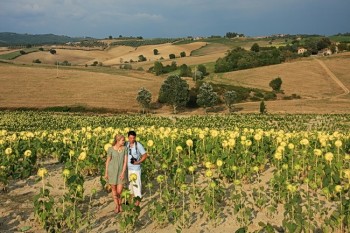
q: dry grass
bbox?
[13,42,208,67]
[0,47,19,55]
[0,64,164,111]
[2,47,350,114]
[210,58,346,98]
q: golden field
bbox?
[1,42,350,114]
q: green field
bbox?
[0,47,39,60]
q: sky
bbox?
[1,0,350,39]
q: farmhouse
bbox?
[318,48,332,56]
[297,47,307,54]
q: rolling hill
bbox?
[0,34,349,114]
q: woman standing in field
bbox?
[105,134,128,213]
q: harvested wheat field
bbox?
[2,51,350,114]
[13,42,209,67]
[0,64,164,111]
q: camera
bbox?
[130,157,137,164]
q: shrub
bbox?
[33,59,41,64]
[169,54,176,59]
[269,77,282,91]
[122,64,133,70]
[61,60,71,66]
[138,55,147,62]
[263,92,277,100]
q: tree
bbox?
[197,64,207,76]
[338,43,348,51]
[179,64,192,77]
[180,51,186,57]
[251,43,260,52]
[259,100,267,114]
[108,35,112,39]
[136,87,152,113]
[158,75,189,114]
[138,55,147,62]
[224,90,238,112]
[196,83,218,112]
[153,49,159,55]
[153,61,164,76]
[193,70,203,81]
[330,44,337,54]
[269,77,282,91]
[49,49,56,55]
[169,54,176,59]
[317,37,331,51]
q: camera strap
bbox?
[127,141,139,159]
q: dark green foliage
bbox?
[153,61,164,75]
[120,64,132,70]
[153,49,159,55]
[317,37,332,50]
[196,83,218,111]
[251,43,260,52]
[197,64,208,76]
[264,92,277,100]
[20,50,26,55]
[269,77,283,91]
[158,75,189,114]
[169,54,176,59]
[337,43,348,51]
[260,100,267,114]
[224,90,238,112]
[49,49,56,55]
[150,61,177,75]
[225,32,245,38]
[110,38,179,47]
[186,87,199,108]
[33,59,41,64]
[179,64,192,77]
[138,55,147,62]
[136,87,152,113]
[180,51,186,57]
[60,60,71,66]
[0,32,83,46]
[214,47,282,73]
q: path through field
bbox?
[314,58,350,98]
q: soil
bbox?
[0,159,287,233]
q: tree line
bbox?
[136,75,287,114]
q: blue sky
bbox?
[1,0,349,38]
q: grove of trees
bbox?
[158,75,189,114]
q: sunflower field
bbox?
[1,111,349,232]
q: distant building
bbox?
[318,48,332,56]
[297,47,307,54]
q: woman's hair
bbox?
[112,134,125,146]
